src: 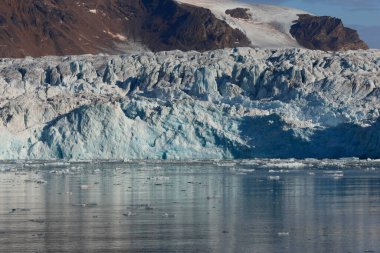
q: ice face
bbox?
[0,48,380,160]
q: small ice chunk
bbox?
[268,176,280,180]
[333,172,344,179]
[145,205,154,211]
[123,212,136,217]
[80,185,89,189]
[149,176,170,181]
[162,213,175,218]
[10,208,31,213]
[29,219,45,224]
[233,168,255,174]
[214,161,236,167]
[72,203,97,208]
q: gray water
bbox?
[0,160,379,253]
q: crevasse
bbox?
[0,48,379,159]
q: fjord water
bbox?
[0,160,379,253]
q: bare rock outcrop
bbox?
[290,14,369,51]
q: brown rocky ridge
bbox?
[290,14,369,51]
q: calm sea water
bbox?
[0,160,379,253]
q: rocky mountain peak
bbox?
[290,14,369,51]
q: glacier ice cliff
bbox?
[0,48,380,159]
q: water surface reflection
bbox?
[0,161,379,252]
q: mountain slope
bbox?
[0,0,250,57]
[0,0,368,57]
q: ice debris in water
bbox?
[263,161,307,169]
[332,172,344,179]
[29,219,45,224]
[123,212,137,217]
[36,180,47,184]
[162,213,176,218]
[268,169,289,173]
[10,208,31,213]
[43,162,71,167]
[268,176,281,181]
[72,203,98,208]
[239,160,260,166]
[145,205,154,211]
[214,162,237,167]
[49,169,71,175]
[149,176,170,181]
[230,168,255,175]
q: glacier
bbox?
[0,48,380,160]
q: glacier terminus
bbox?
[1,48,380,160]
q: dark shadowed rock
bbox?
[290,14,368,51]
[225,8,252,20]
[126,0,251,52]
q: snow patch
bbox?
[103,30,127,41]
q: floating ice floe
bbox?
[149,176,170,181]
[215,162,237,167]
[49,168,72,175]
[123,212,137,217]
[268,176,281,181]
[10,208,31,213]
[263,162,307,169]
[162,213,176,218]
[43,161,71,167]
[230,168,255,175]
[239,160,260,166]
[332,172,344,179]
[268,169,289,173]
[72,203,98,208]
[36,179,47,184]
